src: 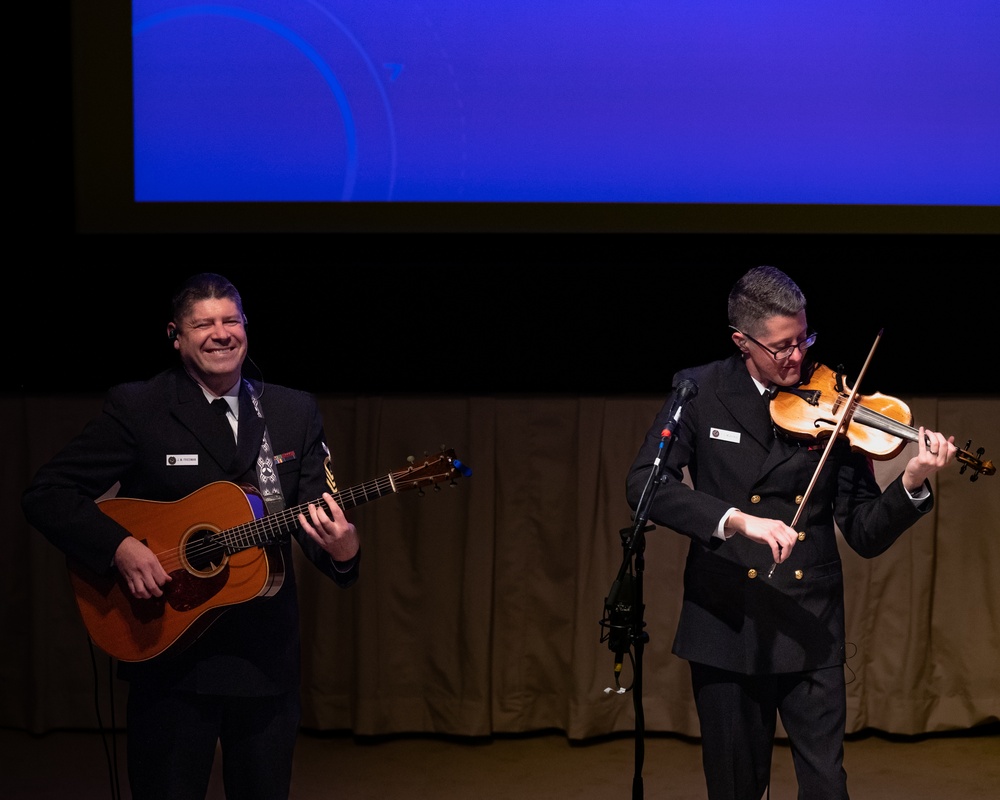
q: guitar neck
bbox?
[219,475,397,555]
[329,473,399,511]
[214,450,468,555]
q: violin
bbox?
[769,361,995,481]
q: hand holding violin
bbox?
[903,426,958,494]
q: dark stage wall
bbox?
[15,232,1000,397]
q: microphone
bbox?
[660,378,699,439]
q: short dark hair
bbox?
[171,272,245,324]
[727,266,806,337]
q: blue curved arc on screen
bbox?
[303,0,398,198]
[133,4,360,200]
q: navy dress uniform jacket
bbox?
[626,354,928,675]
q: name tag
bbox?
[710,428,741,444]
[166,454,199,466]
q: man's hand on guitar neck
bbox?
[114,536,172,599]
[299,491,361,564]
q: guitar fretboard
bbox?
[218,474,398,553]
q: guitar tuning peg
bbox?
[407,455,415,465]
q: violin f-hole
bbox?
[813,415,839,432]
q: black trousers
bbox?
[690,661,849,800]
[126,684,302,800]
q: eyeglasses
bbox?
[731,326,818,362]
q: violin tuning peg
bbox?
[958,440,972,474]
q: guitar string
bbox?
[150,482,394,570]
[146,464,452,571]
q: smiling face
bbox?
[732,310,810,388]
[169,297,247,395]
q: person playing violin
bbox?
[626,265,957,800]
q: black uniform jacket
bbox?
[22,367,358,694]
[626,354,928,675]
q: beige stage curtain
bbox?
[5,393,998,738]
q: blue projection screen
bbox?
[132,1,999,206]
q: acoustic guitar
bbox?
[69,449,470,662]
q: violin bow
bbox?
[767,329,884,579]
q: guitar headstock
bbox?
[958,440,995,482]
[393,448,472,493]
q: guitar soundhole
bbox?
[181,528,229,577]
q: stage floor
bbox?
[6,724,999,799]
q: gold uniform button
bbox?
[747,569,758,579]
[750,494,761,504]
[794,570,803,580]
[795,495,804,505]
[797,531,806,541]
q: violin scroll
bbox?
[957,441,995,482]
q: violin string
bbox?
[850,400,919,441]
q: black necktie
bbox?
[211,398,236,446]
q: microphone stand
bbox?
[602,430,676,800]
